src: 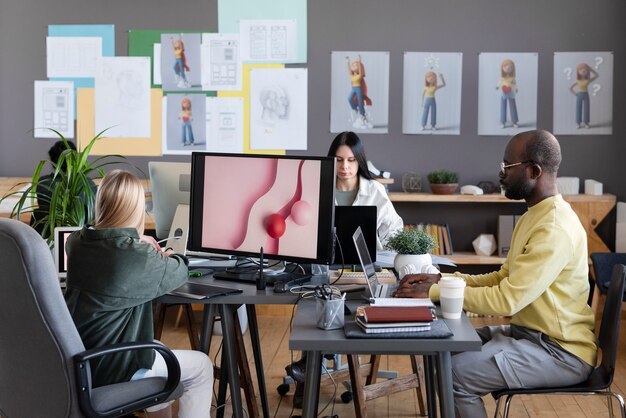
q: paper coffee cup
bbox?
[438,277,466,319]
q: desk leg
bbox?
[424,355,437,418]
[199,304,218,353]
[219,304,244,418]
[246,305,270,418]
[302,350,322,418]
[436,352,454,418]
[216,354,229,418]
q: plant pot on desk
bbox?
[429,183,458,195]
[394,253,433,275]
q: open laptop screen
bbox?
[352,226,379,297]
[54,226,80,278]
[333,205,376,265]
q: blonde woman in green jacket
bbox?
[66,170,213,418]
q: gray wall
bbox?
[1,0,624,249]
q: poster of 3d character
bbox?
[402,52,463,135]
[478,52,538,136]
[160,33,202,91]
[553,52,613,135]
[330,51,389,134]
[163,93,207,155]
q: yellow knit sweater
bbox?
[430,195,597,366]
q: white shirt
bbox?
[338,176,404,250]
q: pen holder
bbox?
[316,298,344,330]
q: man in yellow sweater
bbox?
[395,129,597,418]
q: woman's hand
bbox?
[140,235,162,253]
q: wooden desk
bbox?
[0,176,155,231]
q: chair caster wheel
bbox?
[277,383,290,396]
[341,390,353,403]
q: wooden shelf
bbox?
[388,192,519,203]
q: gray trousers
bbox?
[451,325,594,418]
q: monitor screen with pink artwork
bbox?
[188,153,336,264]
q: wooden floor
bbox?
[156,306,626,417]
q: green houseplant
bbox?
[385,227,437,274]
[427,169,459,195]
[0,129,129,245]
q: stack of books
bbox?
[355,306,435,334]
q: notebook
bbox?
[53,226,80,279]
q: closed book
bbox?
[356,319,431,334]
[356,315,431,329]
[363,306,434,323]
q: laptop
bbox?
[53,226,81,280]
[333,205,377,267]
[352,226,398,299]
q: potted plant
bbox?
[0,129,130,245]
[385,226,437,273]
[427,169,459,195]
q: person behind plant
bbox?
[329,131,403,249]
[420,71,446,131]
[31,140,96,238]
[285,131,404,388]
[65,170,213,418]
[394,130,596,418]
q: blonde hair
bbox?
[576,63,591,80]
[501,59,516,77]
[424,71,437,87]
[95,170,146,236]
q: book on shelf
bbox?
[409,223,454,256]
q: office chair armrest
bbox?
[74,341,181,418]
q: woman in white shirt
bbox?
[328,131,404,249]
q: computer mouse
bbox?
[273,280,288,293]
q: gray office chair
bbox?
[491,263,626,418]
[0,218,183,418]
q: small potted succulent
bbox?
[427,169,459,195]
[385,226,437,273]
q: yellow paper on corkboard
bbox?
[218,63,285,155]
[76,88,163,156]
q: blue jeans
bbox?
[421,97,437,127]
[348,87,365,116]
[500,92,518,124]
[174,58,186,79]
[182,120,194,144]
[576,92,590,125]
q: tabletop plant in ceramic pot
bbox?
[385,226,437,275]
[0,129,131,245]
[427,169,459,195]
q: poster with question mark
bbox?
[553,51,613,135]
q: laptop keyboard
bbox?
[377,282,399,298]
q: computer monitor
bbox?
[53,226,80,279]
[333,205,377,266]
[148,161,191,240]
[188,152,336,265]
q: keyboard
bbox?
[214,270,312,286]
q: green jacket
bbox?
[65,227,187,386]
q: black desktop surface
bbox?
[333,205,377,266]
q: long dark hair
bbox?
[327,131,372,180]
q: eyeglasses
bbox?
[500,160,534,175]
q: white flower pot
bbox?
[394,253,433,276]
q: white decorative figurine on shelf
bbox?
[472,234,497,257]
